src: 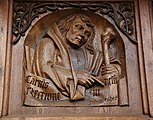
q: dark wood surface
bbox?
[0,0,153,119]
[0,0,10,117]
[138,0,153,117]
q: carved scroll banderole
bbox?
[101,27,116,85]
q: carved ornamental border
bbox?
[12,1,137,44]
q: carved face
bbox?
[66,16,92,47]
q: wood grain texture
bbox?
[138,0,153,117]
[0,117,152,120]
[0,0,9,117]
[135,0,149,115]
[14,0,134,2]
[1,0,153,119]
[8,4,142,117]
[1,0,13,116]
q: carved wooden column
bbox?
[138,0,153,117]
[0,0,13,117]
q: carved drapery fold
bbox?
[12,2,136,44]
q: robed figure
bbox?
[24,14,122,101]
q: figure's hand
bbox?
[76,70,94,88]
[76,70,104,88]
[101,64,120,85]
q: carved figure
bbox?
[24,14,122,101]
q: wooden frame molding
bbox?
[12,1,136,44]
[0,0,13,117]
[138,0,153,117]
[0,0,153,119]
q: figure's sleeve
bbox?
[109,53,122,77]
[32,37,70,96]
[24,45,34,73]
[32,37,55,77]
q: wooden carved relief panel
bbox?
[23,9,127,107]
[7,0,147,117]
